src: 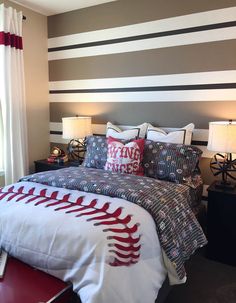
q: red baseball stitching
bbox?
[0,185,141,266]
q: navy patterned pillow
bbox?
[143,140,202,184]
[83,135,108,169]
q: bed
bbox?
[0,123,207,303]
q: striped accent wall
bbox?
[48,0,236,189]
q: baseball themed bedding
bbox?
[0,167,207,303]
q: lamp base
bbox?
[67,139,86,161]
[210,153,236,190]
[214,180,236,190]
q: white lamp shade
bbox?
[207,121,236,153]
[62,116,92,139]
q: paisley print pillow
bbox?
[83,135,108,169]
[143,140,202,184]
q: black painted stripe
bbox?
[50,83,236,94]
[50,130,62,135]
[48,20,236,52]
[191,140,208,146]
[50,131,106,137]
[50,130,106,137]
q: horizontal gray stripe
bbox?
[49,83,236,94]
[48,21,236,52]
[49,40,236,81]
[50,101,236,129]
[48,0,236,38]
[49,130,208,146]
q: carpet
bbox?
[165,248,236,303]
[68,248,236,303]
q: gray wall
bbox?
[47,0,236,185]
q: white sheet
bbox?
[0,181,167,303]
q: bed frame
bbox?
[155,277,172,303]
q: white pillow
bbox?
[146,123,194,145]
[106,122,148,139]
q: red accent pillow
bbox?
[104,137,145,175]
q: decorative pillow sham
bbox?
[143,140,202,184]
[104,137,145,175]
[106,122,148,139]
[146,123,194,145]
[83,135,107,169]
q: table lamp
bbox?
[207,120,236,189]
[62,116,92,161]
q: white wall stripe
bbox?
[50,122,209,142]
[48,7,236,48]
[48,27,236,60]
[49,89,236,102]
[50,122,62,131]
[49,71,236,90]
[50,134,69,145]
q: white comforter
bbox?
[0,181,167,303]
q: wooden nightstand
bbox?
[206,181,236,266]
[34,159,81,173]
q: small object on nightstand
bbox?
[47,147,68,163]
[206,181,236,266]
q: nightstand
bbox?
[206,181,236,266]
[34,159,81,173]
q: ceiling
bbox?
[10,0,117,16]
